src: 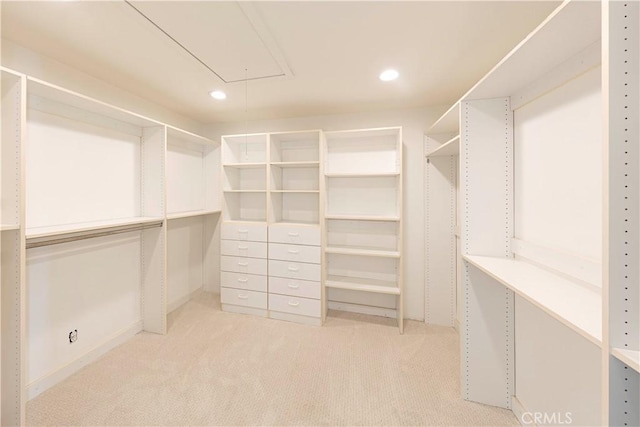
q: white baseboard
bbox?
[167,287,203,314]
[269,311,321,326]
[511,395,532,426]
[28,320,143,400]
[328,301,397,318]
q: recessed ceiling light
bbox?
[210,90,227,100]
[379,69,399,82]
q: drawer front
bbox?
[268,260,321,282]
[221,240,267,259]
[221,272,267,292]
[221,255,267,275]
[268,225,320,246]
[221,223,267,242]
[269,276,320,299]
[221,288,267,309]
[269,294,321,318]
[268,243,320,264]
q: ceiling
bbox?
[1,1,561,124]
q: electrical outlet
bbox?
[69,329,78,343]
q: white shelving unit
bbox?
[1,67,26,427]
[0,67,221,425]
[166,127,221,314]
[323,127,403,332]
[425,1,639,425]
[220,130,323,326]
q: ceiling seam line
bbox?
[124,0,229,83]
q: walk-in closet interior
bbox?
[0,1,638,425]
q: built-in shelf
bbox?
[325,276,400,295]
[223,190,267,193]
[463,255,602,346]
[325,246,400,258]
[612,348,640,374]
[428,103,460,134]
[26,217,163,240]
[325,214,400,222]
[271,190,319,193]
[223,163,266,169]
[271,161,319,168]
[325,172,400,178]
[270,220,320,227]
[1,224,20,231]
[166,210,220,220]
[426,135,460,157]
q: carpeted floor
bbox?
[27,291,518,426]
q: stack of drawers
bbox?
[220,223,268,316]
[220,223,322,325]
[268,225,322,325]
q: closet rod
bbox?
[26,221,163,249]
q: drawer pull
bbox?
[237,293,249,300]
[288,266,300,272]
[288,232,299,237]
[287,283,300,289]
[237,278,249,283]
[238,245,249,250]
[288,301,300,307]
[238,262,249,267]
[287,249,300,254]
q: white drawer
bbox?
[268,243,320,264]
[221,272,267,292]
[221,240,267,259]
[268,259,321,282]
[269,276,320,299]
[269,294,321,318]
[221,288,267,309]
[221,255,267,275]
[268,225,320,246]
[222,223,267,242]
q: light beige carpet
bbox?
[27,291,518,426]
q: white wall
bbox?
[1,40,203,134]
[208,106,441,321]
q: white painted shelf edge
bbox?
[1,224,20,231]
[269,220,320,227]
[426,135,460,157]
[325,172,400,178]
[223,163,266,168]
[26,217,163,239]
[166,210,220,220]
[325,246,400,258]
[427,103,460,134]
[270,161,320,168]
[611,348,640,374]
[271,190,320,193]
[325,214,400,222]
[325,276,401,295]
[223,190,267,193]
[463,255,602,346]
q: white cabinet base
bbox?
[269,311,322,326]
[221,304,268,318]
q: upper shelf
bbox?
[26,217,163,240]
[426,135,460,157]
[167,210,220,221]
[428,0,601,132]
[464,254,602,347]
[167,126,217,149]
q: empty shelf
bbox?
[325,214,400,222]
[464,255,602,346]
[271,161,320,168]
[612,348,640,373]
[26,217,163,240]
[271,190,319,193]
[426,135,460,157]
[223,163,266,168]
[325,172,400,178]
[428,103,460,134]
[167,210,220,220]
[223,190,266,193]
[325,276,400,295]
[1,224,20,231]
[325,246,400,258]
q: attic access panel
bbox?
[127,1,291,83]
